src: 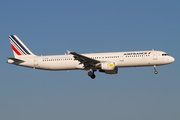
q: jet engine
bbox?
[99,68,118,74]
[99,62,118,74]
[101,62,115,70]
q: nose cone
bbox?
[170,56,175,63]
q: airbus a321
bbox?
[7,35,175,79]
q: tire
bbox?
[91,74,96,79]
[88,71,93,76]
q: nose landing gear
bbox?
[88,70,96,79]
[154,65,158,74]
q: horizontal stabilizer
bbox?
[8,57,24,62]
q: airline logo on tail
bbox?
[9,35,32,56]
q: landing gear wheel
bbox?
[88,71,93,76]
[88,71,96,79]
[91,74,96,79]
[154,65,158,74]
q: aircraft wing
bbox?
[68,51,100,68]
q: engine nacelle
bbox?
[99,68,118,74]
[101,62,115,70]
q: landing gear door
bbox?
[153,51,158,60]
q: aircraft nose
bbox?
[170,56,175,63]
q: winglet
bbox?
[67,50,71,54]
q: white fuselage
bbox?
[7,50,175,71]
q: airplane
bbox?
[7,35,175,79]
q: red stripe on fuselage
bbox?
[11,44,22,55]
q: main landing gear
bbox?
[154,65,158,74]
[88,70,96,79]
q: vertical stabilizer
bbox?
[9,35,36,58]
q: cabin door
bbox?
[153,51,158,60]
[34,58,39,68]
[120,55,124,61]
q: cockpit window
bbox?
[162,54,169,56]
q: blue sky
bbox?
[0,0,180,120]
